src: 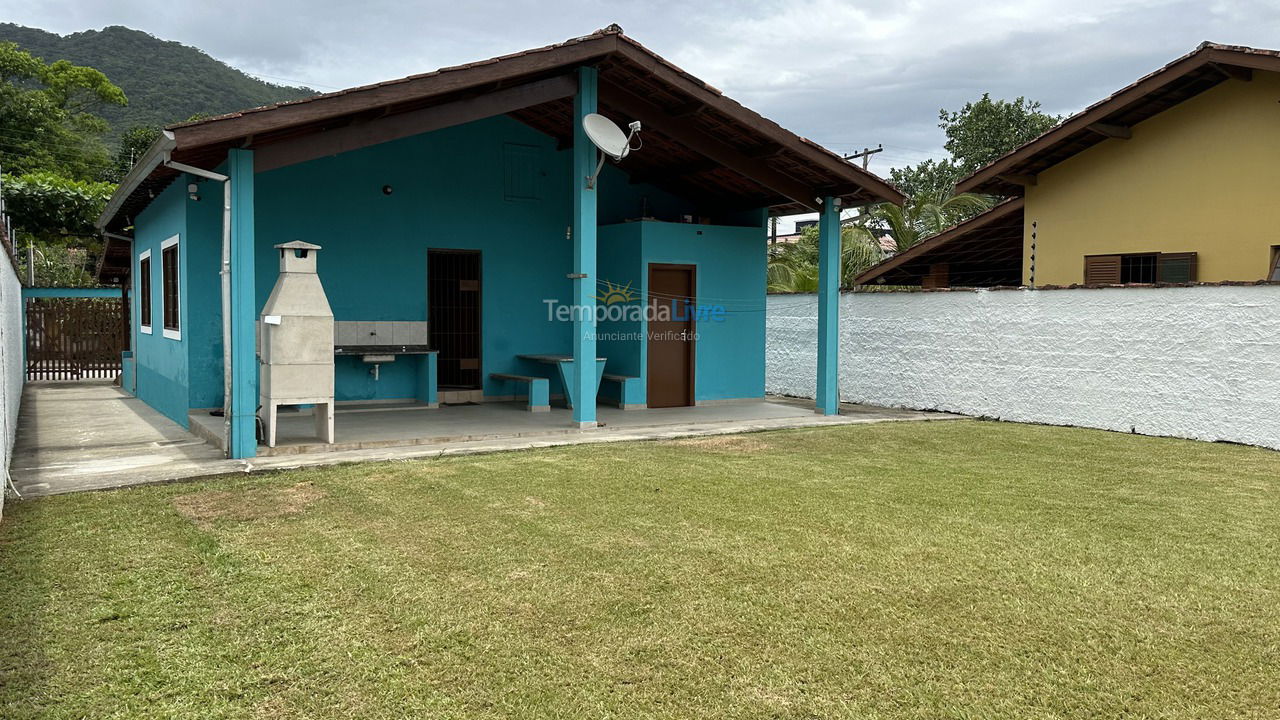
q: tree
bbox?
[1,171,114,286]
[105,124,161,182]
[863,93,1057,256]
[0,25,315,145]
[939,94,1060,175]
[887,158,964,201]
[767,224,885,293]
[1,170,114,242]
[0,42,125,285]
[882,157,991,243]
[0,42,127,180]
[862,192,993,254]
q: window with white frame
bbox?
[138,249,152,334]
[161,235,180,339]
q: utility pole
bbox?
[844,144,883,170]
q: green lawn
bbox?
[2,420,1278,719]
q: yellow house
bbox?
[856,43,1280,288]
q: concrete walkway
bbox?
[9,382,962,498]
[9,381,227,497]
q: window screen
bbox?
[162,242,179,332]
[1120,254,1157,284]
[139,254,152,328]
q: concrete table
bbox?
[518,354,607,410]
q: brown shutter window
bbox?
[1156,252,1198,283]
[1083,255,1121,284]
[138,254,152,329]
[162,242,180,333]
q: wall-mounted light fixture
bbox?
[188,182,201,202]
[382,185,394,195]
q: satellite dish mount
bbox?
[582,113,642,189]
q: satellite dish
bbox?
[582,113,642,188]
[584,113,631,160]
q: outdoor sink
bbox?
[331,344,435,358]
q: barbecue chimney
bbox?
[259,241,334,447]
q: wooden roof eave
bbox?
[611,38,905,207]
[852,198,1024,285]
[95,130,177,232]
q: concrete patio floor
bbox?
[188,396,935,455]
[9,381,963,497]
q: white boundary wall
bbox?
[1,248,21,517]
[767,286,1280,450]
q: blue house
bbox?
[96,26,902,459]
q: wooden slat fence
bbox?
[25,297,126,381]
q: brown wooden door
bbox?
[646,264,695,408]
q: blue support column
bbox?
[816,196,841,415]
[571,67,599,427]
[228,149,258,458]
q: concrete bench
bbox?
[490,373,550,412]
[601,373,645,410]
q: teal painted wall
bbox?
[185,174,226,411]
[599,221,767,403]
[644,221,767,402]
[256,116,578,401]
[134,113,769,422]
[597,224,644,380]
[131,179,190,426]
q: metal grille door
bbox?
[428,250,482,389]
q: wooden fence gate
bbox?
[25,296,127,381]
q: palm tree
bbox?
[766,225,885,293]
[863,191,993,254]
[765,189,992,293]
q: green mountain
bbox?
[0,23,317,143]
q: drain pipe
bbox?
[162,157,234,456]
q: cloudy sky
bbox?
[4,0,1277,225]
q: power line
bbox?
[242,71,341,91]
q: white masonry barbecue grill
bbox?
[259,241,335,447]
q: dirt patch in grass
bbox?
[173,482,325,528]
[488,494,551,518]
[667,433,773,453]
